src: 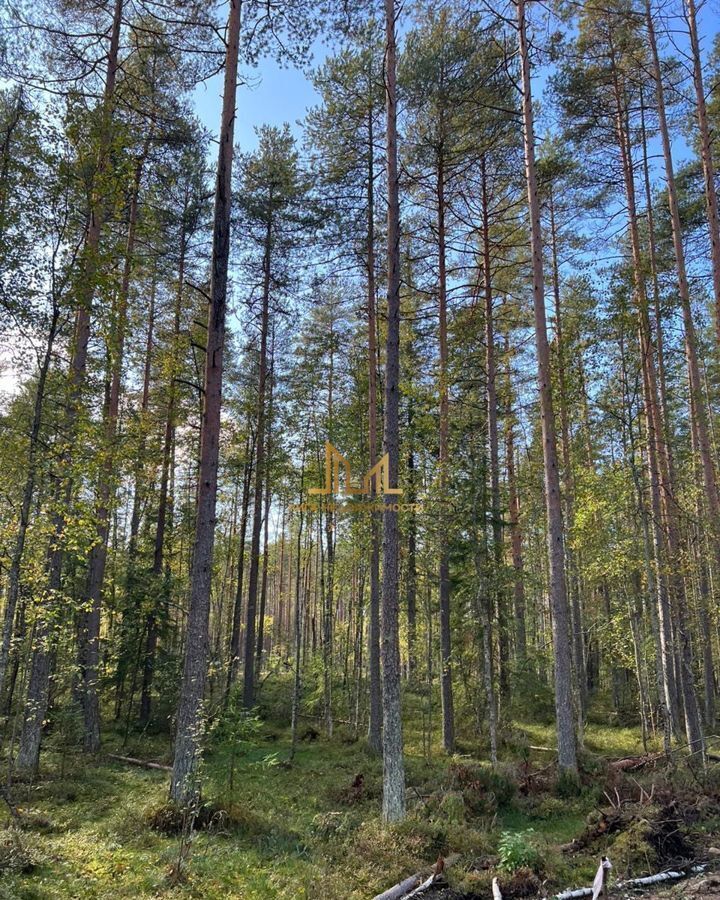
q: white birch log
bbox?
[402,873,439,898]
[620,870,683,887]
[372,874,422,900]
[492,876,503,899]
[371,854,459,900]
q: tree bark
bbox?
[517,0,577,778]
[367,96,382,754]
[505,359,526,662]
[549,192,586,730]
[481,155,508,710]
[16,0,124,776]
[381,0,406,822]
[79,142,147,753]
[645,1,706,754]
[169,0,240,805]
[437,152,455,754]
[610,48,686,741]
[684,0,720,345]
[242,218,271,710]
[227,431,254,696]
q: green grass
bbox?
[0,720,669,899]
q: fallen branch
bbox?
[608,752,663,773]
[554,867,693,899]
[620,869,684,888]
[371,854,458,900]
[402,872,444,898]
[108,754,172,772]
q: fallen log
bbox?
[108,754,172,772]
[608,752,663,772]
[402,872,445,899]
[492,876,503,899]
[620,869,684,888]
[371,854,458,900]
[554,866,695,899]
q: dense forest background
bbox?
[2,0,720,896]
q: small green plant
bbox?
[208,697,264,798]
[498,828,540,873]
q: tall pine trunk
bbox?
[79,145,147,752]
[685,0,720,344]
[437,152,455,753]
[517,0,577,778]
[243,220,271,709]
[381,0,406,822]
[16,0,124,776]
[169,0,240,804]
[645,1,706,753]
[366,94,382,753]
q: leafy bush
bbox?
[498,829,541,874]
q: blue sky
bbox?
[192,48,325,152]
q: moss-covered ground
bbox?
[0,705,717,899]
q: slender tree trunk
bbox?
[243,219,271,709]
[322,327,335,738]
[80,145,147,753]
[690,399,716,726]
[684,0,720,344]
[16,0,124,776]
[367,97,382,754]
[505,363,526,662]
[0,301,59,694]
[381,0,406,822]
[227,432,254,695]
[436,152,455,754]
[645,4,705,755]
[611,52,686,740]
[518,0,577,778]
[169,0,240,805]
[481,155,508,711]
[256,345,275,676]
[138,238,185,727]
[549,193,586,731]
[406,403,417,679]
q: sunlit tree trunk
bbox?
[243,219,271,710]
[366,95,382,753]
[481,154,508,712]
[381,0,406,822]
[518,0,577,778]
[610,48,690,742]
[548,191,586,734]
[645,1,706,754]
[80,142,147,753]
[437,150,455,753]
[16,0,124,776]
[685,0,720,344]
[169,0,241,805]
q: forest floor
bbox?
[0,715,719,900]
